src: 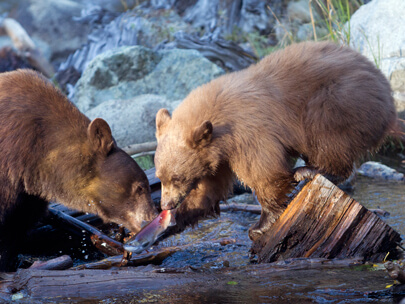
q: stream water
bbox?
[13,168,405,304]
[96,175,405,304]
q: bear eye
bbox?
[171,175,185,187]
[132,185,145,195]
[171,175,181,183]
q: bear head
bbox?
[154,108,221,210]
[84,118,158,232]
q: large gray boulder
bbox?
[85,94,181,147]
[349,0,405,117]
[74,45,224,112]
[75,45,224,145]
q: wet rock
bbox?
[357,161,404,181]
[74,45,224,112]
[349,0,405,117]
[85,94,180,147]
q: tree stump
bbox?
[251,174,402,263]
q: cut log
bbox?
[251,174,402,263]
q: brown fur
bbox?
[155,41,397,239]
[0,69,158,271]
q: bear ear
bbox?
[190,120,213,148]
[156,108,171,138]
[88,118,114,155]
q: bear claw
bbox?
[248,228,264,242]
[293,166,318,182]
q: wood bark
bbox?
[251,174,402,263]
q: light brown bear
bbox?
[0,69,158,271]
[154,41,397,240]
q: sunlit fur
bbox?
[155,41,397,237]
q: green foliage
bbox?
[312,0,363,45]
[133,154,155,170]
[359,30,382,68]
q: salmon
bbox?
[123,209,176,253]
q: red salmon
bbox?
[123,209,176,253]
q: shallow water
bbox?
[104,176,405,304]
[352,177,405,238]
[17,176,405,303]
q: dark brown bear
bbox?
[154,41,397,240]
[0,69,158,271]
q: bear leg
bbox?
[248,200,289,241]
[248,175,293,241]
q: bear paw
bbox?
[293,166,318,182]
[248,220,273,241]
[248,227,265,241]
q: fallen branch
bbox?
[28,255,73,270]
[122,141,157,156]
[74,238,236,270]
[73,248,176,270]
[48,208,124,256]
[220,202,261,214]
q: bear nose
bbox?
[161,199,178,210]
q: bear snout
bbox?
[161,199,180,210]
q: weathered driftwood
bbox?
[74,248,177,270]
[0,18,54,77]
[0,257,363,302]
[251,174,402,263]
[75,238,237,270]
[220,202,261,214]
[48,208,124,256]
[28,255,73,271]
[122,141,157,156]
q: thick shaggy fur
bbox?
[155,41,397,239]
[0,69,158,271]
